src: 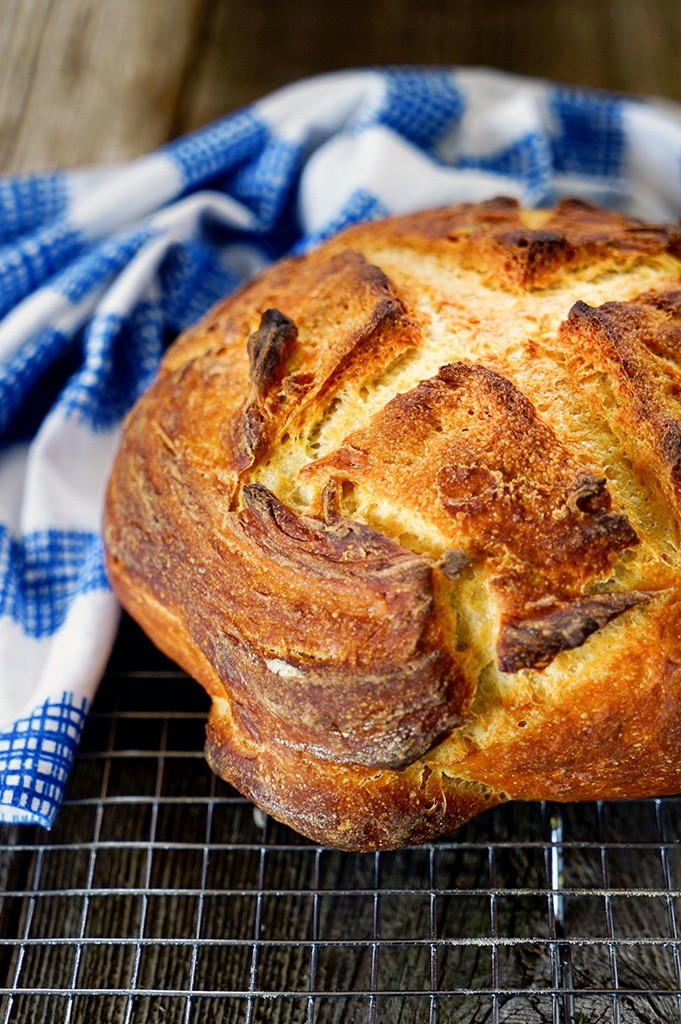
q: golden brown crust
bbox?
[104,197,681,850]
[204,696,500,850]
[304,359,643,672]
[558,289,681,516]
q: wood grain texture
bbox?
[0,0,203,171]
[1,0,680,173]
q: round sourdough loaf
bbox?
[104,197,681,850]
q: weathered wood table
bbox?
[3,0,681,174]
[2,2,681,1022]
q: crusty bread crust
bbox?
[104,197,681,850]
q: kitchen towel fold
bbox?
[2,66,681,827]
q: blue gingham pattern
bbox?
[2,66,681,828]
[0,695,88,826]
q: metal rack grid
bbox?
[1,615,681,1024]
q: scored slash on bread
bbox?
[104,197,681,850]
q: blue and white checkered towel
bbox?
[2,66,681,827]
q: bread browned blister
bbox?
[103,197,681,850]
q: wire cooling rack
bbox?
[1,615,681,1024]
